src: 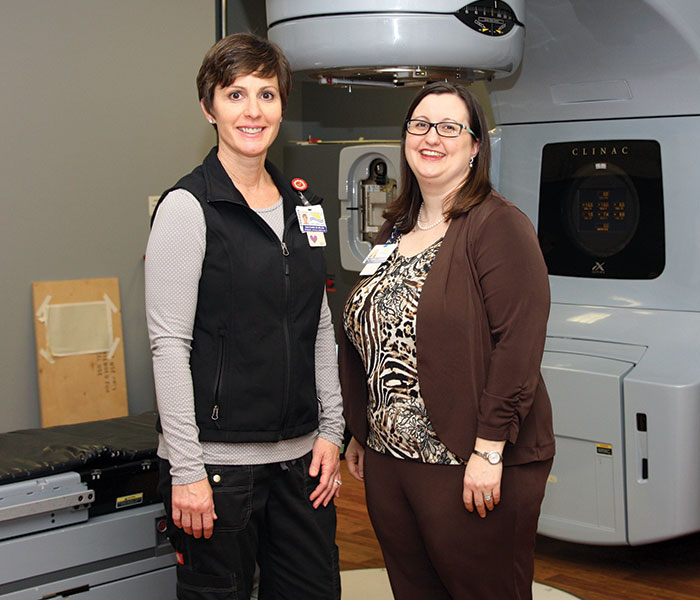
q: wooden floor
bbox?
[335,462,700,599]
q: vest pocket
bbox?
[211,329,227,425]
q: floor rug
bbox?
[340,568,581,599]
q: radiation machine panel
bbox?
[489,126,700,546]
[270,0,700,545]
[485,0,700,544]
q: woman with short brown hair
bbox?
[146,33,343,599]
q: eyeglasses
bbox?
[405,119,476,139]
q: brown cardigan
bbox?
[338,191,555,466]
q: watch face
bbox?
[488,452,501,464]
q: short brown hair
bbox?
[197,33,292,113]
[384,82,493,233]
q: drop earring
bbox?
[469,156,475,168]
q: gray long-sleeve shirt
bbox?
[145,189,344,485]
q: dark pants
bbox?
[158,452,340,600]
[364,448,552,600]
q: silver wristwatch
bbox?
[472,449,503,465]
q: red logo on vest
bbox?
[291,178,308,191]
[176,552,184,565]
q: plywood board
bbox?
[32,278,128,427]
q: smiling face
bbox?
[405,92,480,198]
[201,72,282,162]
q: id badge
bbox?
[296,205,328,233]
[359,243,397,276]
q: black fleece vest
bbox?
[152,148,325,442]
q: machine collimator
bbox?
[267,0,525,88]
[269,0,700,546]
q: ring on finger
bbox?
[334,479,342,486]
[484,494,492,501]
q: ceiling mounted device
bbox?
[266,1,525,88]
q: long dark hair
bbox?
[383,82,492,233]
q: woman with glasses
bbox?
[338,82,554,599]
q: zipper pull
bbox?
[281,241,290,256]
[211,405,219,421]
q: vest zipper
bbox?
[279,211,300,437]
[221,196,306,436]
[281,234,292,437]
[234,204,295,436]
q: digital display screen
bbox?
[538,139,664,279]
[577,188,628,233]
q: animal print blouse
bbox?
[343,238,463,465]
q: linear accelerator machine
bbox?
[268,0,700,545]
[1,6,697,598]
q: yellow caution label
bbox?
[116,492,144,509]
[596,443,613,456]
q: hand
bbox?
[462,442,504,518]
[345,437,365,482]
[308,436,341,509]
[171,477,218,539]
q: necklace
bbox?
[416,204,447,230]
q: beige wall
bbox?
[0,0,217,431]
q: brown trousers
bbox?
[364,448,552,600]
